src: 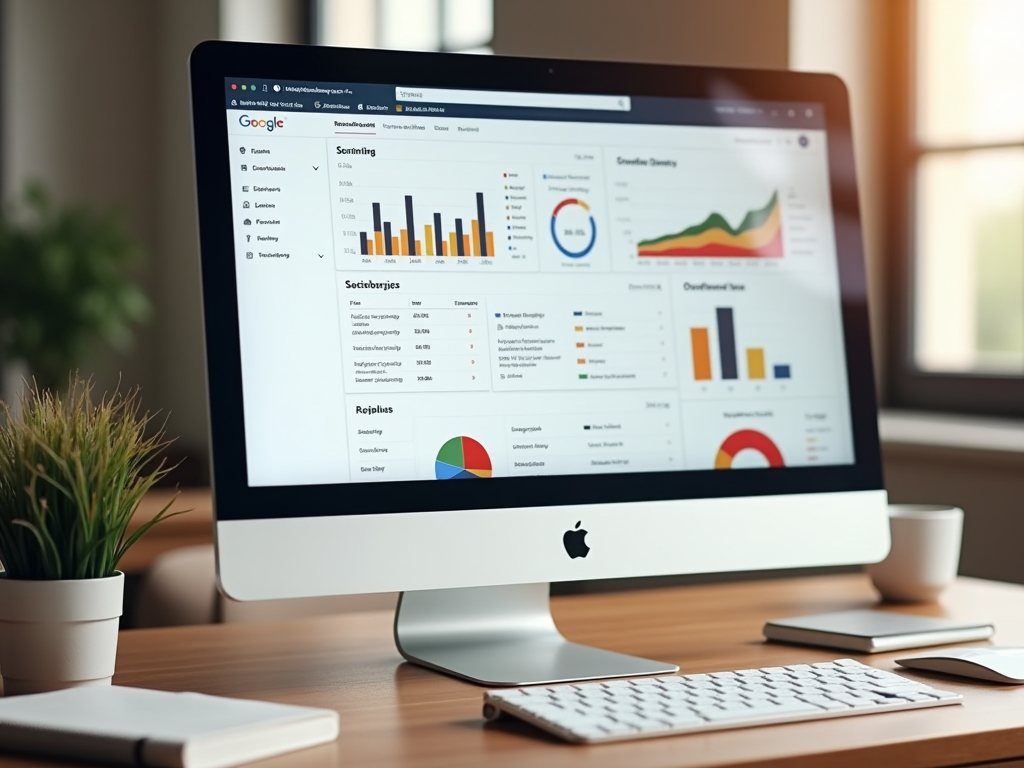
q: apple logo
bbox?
[563,521,590,559]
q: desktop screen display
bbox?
[223,79,853,489]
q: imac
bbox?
[190,42,889,686]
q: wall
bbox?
[789,0,888,389]
[152,0,220,477]
[884,440,1024,585]
[1,0,160,402]
[221,0,305,43]
[493,0,789,68]
[1,0,301,479]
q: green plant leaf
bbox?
[0,182,149,389]
[0,376,184,580]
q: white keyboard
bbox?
[483,659,962,744]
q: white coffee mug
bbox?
[866,504,964,603]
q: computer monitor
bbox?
[190,41,888,686]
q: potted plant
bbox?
[0,182,150,403]
[0,376,180,695]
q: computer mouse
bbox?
[896,647,1024,684]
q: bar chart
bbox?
[359,193,496,258]
[689,307,792,382]
[328,140,544,272]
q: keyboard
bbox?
[483,659,962,744]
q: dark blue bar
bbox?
[359,231,368,255]
[433,212,443,255]
[454,218,464,256]
[383,221,393,255]
[716,308,738,380]
[476,192,487,256]
[774,364,791,379]
[404,195,416,255]
[372,202,382,232]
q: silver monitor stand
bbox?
[394,582,679,686]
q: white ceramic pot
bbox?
[0,572,124,695]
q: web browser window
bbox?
[224,79,853,487]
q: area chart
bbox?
[638,192,783,258]
[435,436,493,479]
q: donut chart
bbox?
[435,436,493,479]
[714,429,785,469]
[550,198,597,258]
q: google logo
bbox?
[238,115,284,131]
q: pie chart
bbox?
[714,429,785,469]
[435,436,493,480]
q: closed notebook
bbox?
[0,686,339,768]
[763,609,994,653]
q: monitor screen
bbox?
[223,79,854,490]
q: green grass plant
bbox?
[0,376,182,580]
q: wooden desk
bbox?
[118,489,213,574]
[9,574,1024,768]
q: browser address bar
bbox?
[395,87,630,112]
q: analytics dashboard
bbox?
[225,79,855,487]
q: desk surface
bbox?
[9,574,1024,768]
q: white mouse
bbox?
[896,647,1024,684]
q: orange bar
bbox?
[415,240,422,256]
[367,241,374,256]
[486,231,494,256]
[442,241,449,256]
[391,236,399,255]
[449,232,458,257]
[463,234,470,256]
[747,348,766,380]
[374,231,384,255]
[400,229,409,256]
[425,225,434,256]
[471,220,481,256]
[691,328,712,381]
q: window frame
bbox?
[884,0,1024,418]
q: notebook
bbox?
[763,609,994,653]
[0,686,339,768]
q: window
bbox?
[888,0,1024,415]
[316,0,492,52]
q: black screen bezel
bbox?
[190,41,883,522]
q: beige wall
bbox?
[0,0,314,472]
[152,0,220,467]
[493,0,788,68]
[220,0,305,44]
[1,0,160,401]
[884,444,1024,584]
[1,0,218,469]
[790,0,888,390]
